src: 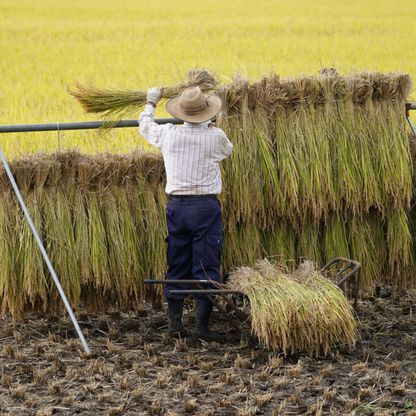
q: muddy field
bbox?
[0,289,415,416]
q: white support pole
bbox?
[0,146,91,354]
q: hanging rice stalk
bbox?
[349,214,386,288]
[227,259,358,356]
[218,76,265,228]
[296,222,322,266]
[260,221,297,270]
[250,75,283,227]
[42,190,81,307]
[19,190,48,311]
[0,194,24,318]
[323,216,350,262]
[222,223,263,272]
[386,208,414,287]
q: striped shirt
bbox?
[139,104,233,195]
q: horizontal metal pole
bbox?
[0,118,181,134]
[144,279,220,285]
[1,102,414,134]
[168,289,241,295]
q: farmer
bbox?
[139,86,233,340]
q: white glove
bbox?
[146,87,163,106]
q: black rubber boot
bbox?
[167,299,187,338]
[195,297,219,341]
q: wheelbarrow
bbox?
[144,257,361,329]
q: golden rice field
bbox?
[1,0,416,158]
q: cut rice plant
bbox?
[349,214,386,288]
[222,223,263,272]
[42,190,81,308]
[296,222,322,266]
[250,76,284,227]
[0,194,23,318]
[386,208,414,287]
[113,187,144,304]
[86,191,111,294]
[69,68,218,122]
[323,216,350,263]
[18,190,48,312]
[260,221,297,270]
[227,259,358,356]
[218,76,266,228]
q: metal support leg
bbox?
[0,146,91,354]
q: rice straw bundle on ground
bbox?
[227,260,358,356]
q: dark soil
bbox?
[0,289,415,416]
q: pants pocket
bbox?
[205,234,222,272]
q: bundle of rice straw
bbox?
[69,68,219,121]
[227,260,358,357]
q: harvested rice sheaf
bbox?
[227,260,358,356]
[69,68,218,122]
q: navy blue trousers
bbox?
[164,196,222,300]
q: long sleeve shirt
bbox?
[139,104,233,195]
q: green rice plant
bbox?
[227,259,357,356]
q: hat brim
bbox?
[165,94,222,123]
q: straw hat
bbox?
[166,86,222,123]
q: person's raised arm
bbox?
[138,87,165,148]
